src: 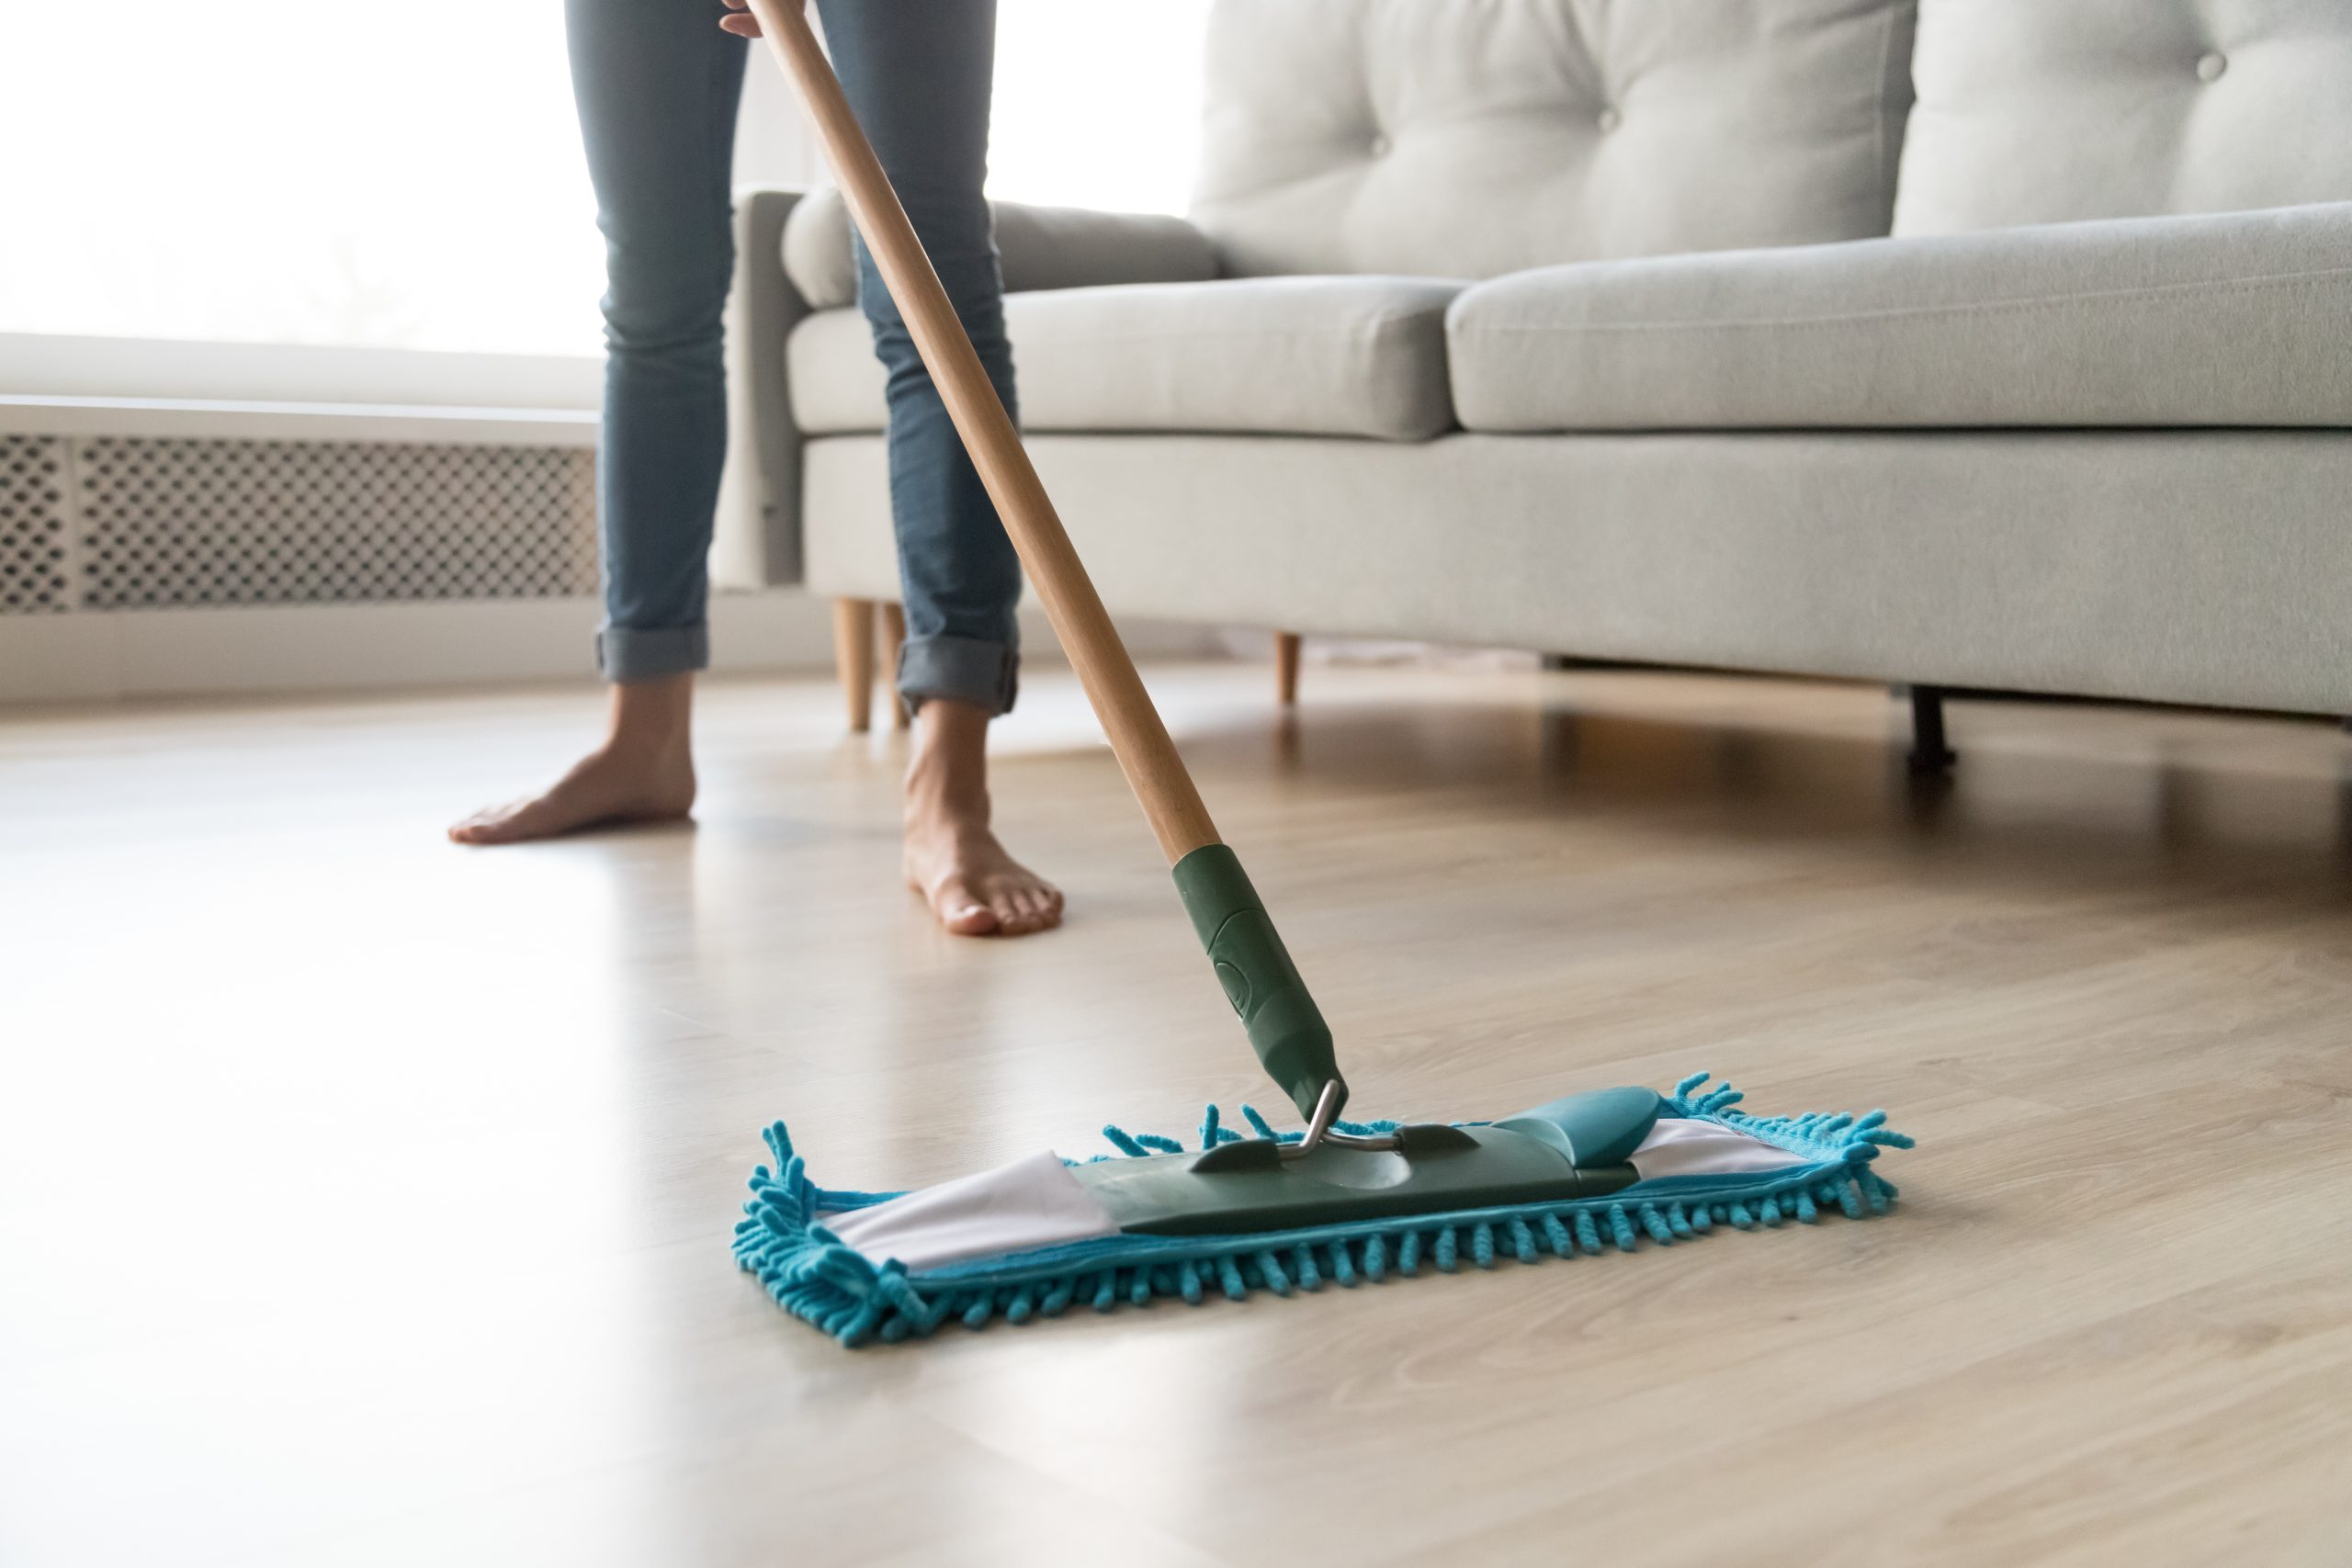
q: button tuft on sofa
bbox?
[2195,51,2227,82]
[1596,106,1621,134]
[1190,0,1917,278]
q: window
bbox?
[0,2,1211,363]
[987,0,1214,216]
[3,2,605,357]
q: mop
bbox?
[732,0,1912,1345]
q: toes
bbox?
[989,885,1064,936]
[909,839,1064,937]
[451,804,537,846]
[447,805,515,845]
[933,881,1001,936]
[1023,886,1063,930]
[450,792,589,846]
[944,903,1001,936]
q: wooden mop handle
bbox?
[745,0,1218,864]
[750,0,1345,1124]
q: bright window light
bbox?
[2,2,605,357]
[0,2,1210,359]
[987,0,1214,216]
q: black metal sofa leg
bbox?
[1904,684,1957,775]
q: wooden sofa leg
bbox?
[1904,684,1957,774]
[833,597,876,733]
[877,603,908,729]
[1275,631,1302,707]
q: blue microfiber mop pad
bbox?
[733,1073,1913,1347]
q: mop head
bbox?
[734,1073,1912,1347]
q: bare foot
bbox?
[447,743,693,845]
[901,698,1063,937]
[448,675,695,846]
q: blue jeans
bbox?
[565,0,1023,712]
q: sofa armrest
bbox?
[781,186,1220,310]
[713,186,813,591]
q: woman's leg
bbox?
[453,0,746,845]
[816,0,1060,935]
[816,0,1023,715]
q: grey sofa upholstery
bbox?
[718,0,2352,717]
[1450,204,2352,431]
[789,274,1464,441]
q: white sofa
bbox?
[717,0,2352,728]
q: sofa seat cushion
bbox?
[790,276,1463,441]
[1448,202,2352,431]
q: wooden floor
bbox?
[4,662,2349,1567]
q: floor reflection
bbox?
[1173,672,2352,914]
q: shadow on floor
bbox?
[1174,683,2352,919]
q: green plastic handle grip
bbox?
[1170,843,1341,1124]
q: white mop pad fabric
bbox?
[820,1150,1118,1271]
[1628,1117,1811,1180]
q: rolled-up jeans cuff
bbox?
[898,632,1017,717]
[597,624,709,683]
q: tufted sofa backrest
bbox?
[1895,0,2352,234]
[1189,0,1917,279]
